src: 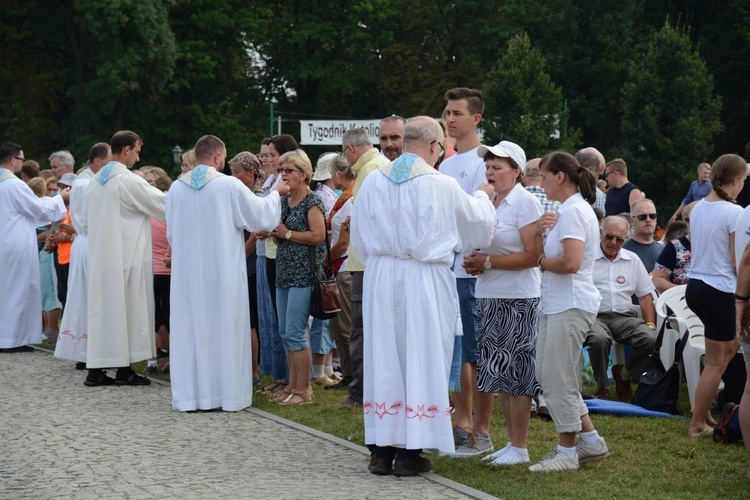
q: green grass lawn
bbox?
[248,375,748,499]
[42,337,746,499]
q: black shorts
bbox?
[685,278,736,342]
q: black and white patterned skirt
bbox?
[476,297,541,396]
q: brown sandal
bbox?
[271,387,294,403]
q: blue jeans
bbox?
[456,278,478,364]
[310,317,336,355]
[276,287,311,352]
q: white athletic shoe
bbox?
[528,447,579,472]
[576,437,610,464]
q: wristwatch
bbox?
[537,256,545,272]
[483,255,492,270]
[285,230,292,240]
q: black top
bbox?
[605,181,637,216]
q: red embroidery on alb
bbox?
[364,401,447,421]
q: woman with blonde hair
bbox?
[270,149,326,405]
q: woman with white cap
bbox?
[459,141,543,465]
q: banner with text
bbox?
[300,120,380,146]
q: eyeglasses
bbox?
[604,170,614,177]
[603,233,626,244]
[15,156,25,162]
[277,168,301,174]
[259,154,277,160]
[635,213,657,221]
[430,140,445,158]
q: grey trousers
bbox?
[347,271,364,403]
[329,271,353,379]
[585,310,656,389]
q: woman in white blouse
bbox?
[461,141,542,466]
[530,151,609,472]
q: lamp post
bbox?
[172,145,183,169]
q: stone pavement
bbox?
[0,350,495,499]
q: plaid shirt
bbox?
[525,185,559,213]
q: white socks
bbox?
[324,365,335,377]
[579,430,600,445]
[312,365,324,378]
[483,442,512,461]
[556,445,577,458]
[488,446,529,466]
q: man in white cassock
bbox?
[85,131,167,386]
[0,143,67,352]
[55,143,111,365]
[166,135,288,412]
[351,116,495,476]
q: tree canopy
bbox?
[1,0,746,209]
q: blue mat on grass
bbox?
[584,398,678,418]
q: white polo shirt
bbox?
[541,193,602,315]
[593,246,654,313]
[440,146,487,279]
[476,183,543,299]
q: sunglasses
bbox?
[634,213,657,221]
[603,233,626,244]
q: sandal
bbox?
[278,388,313,406]
[261,380,287,394]
[271,387,294,403]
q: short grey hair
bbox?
[49,150,75,167]
[630,197,655,214]
[403,116,442,146]
[342,128,372,148]
[600,215,630,233]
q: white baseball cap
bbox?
[476,141,526,169]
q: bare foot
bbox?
[688,425,713,438]
[707,411,717,427]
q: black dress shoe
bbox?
[0,345,35,353]
[115,372,151,386]
[324,378,351,391]
[393,455,432,477]
[84,371,116,387]
[368,454,393,475]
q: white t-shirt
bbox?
[593,246,654,313]
[541,193,602,315]
[687,198,743,293]
[330,199,353,274]
[440,146,487,279]
[476,184,543,299]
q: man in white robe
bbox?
[166,135,288,412]
[350,117,495,476]
[0,143,68,352]
[85,131,166,386]
[55,143,111,365]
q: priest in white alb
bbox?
[85,131,167,386]
[0,143,67,352]
[166,135,288,412]
[350,116,495,476]
[55,143,111,365]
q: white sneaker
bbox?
[529,447,579,472]
[576,437,610,464]
[488,447,530,466]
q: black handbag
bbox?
[309,232,341,320]
[631,320,689,415]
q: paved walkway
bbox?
[0,350,494,499]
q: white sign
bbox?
[300,120,380,146]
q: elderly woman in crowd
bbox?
[652,201,698,292]
[685,154,747,438]
[460,141,542,465]
[270,149,326,406]
[531,151,609,472]
[230,152,265,385]
[326,154,356,388]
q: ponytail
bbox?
[577,166,597,205]
[710,154,747,204]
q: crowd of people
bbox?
[2,86,750,479]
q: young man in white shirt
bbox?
[440,87,492,455]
